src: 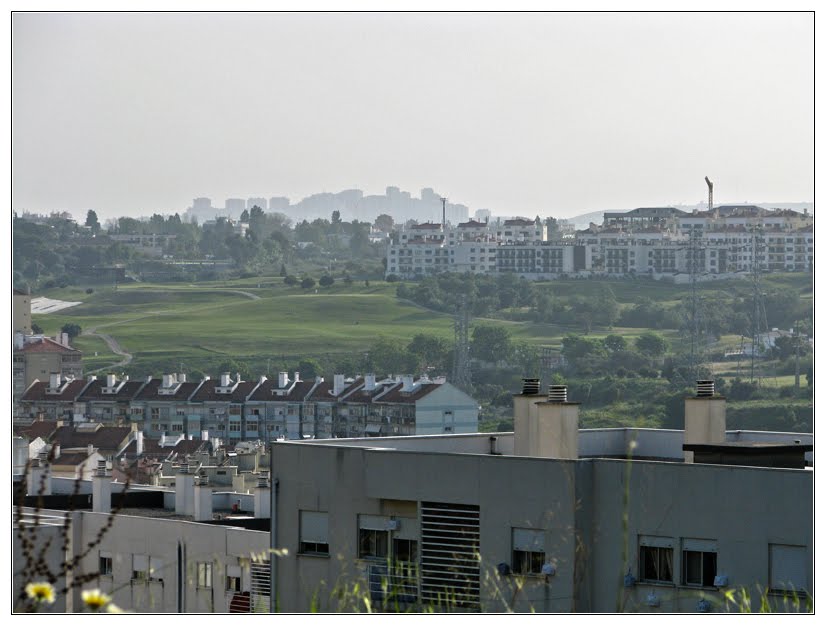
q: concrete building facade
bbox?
[268,383,813,613]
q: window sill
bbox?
[298,552,330,559]
[636,581,676,588]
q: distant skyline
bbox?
[12,12,814,221]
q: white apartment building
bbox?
[386,208,812,280]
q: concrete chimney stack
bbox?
[684,380,726,463]
[254,473,270,518]
[135,431,144,456]
[333,374,345,396]
[175,464,195,515]
[178,373,186,383]
[92,459,111,513]
[364,373,376,392]
[294,371,301,383]
[513,379,543,457]
[401,375,414,392]
[278,372,289,388]
[193,475,212,522]
[49,373,61,390]
[220,372,231,387]
[531,385,580,460]
[27,454,52,496]
[106,374,116,388]
[62,332,69,347]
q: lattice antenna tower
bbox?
[686,227,707,380]
[452,294,472,391]
[749,226,767,384]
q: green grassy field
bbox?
[31,274,810,380]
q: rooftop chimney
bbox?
[136,431,144,456]
[364,373,376,392]
[201,430,209,441]
[49,373,61,390]
[278,372,289,388]
[684,380,726,463]
[92,459,111,514]
[106,374,116,388]
[401,375,414,392]
[220,372,231,387]
[193,475,212,522]
[529,385,579,459]
[254,472,270,518]
[178,373,186,383]
[27,453,52,496]
[294,371,301,383]
[333,374,345,396]
[513,379,543,457]
[175,464,195,516]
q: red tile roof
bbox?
[15,337,80,354]
[190,380,258,403]
[78,380,145,402]
[374,382,442,405]
[55,425,133,453]
[134,379,201,401]
[14,419,62,441]
[247,379,315,402]
[20,379,88,402]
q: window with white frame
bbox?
[682,539,717,587]
[197,562,213,588]
[99,551,113,576]
[149,556,165,582]
[300,511,330,555]
[229,422,241,432]
[639,536,674,584]
[769,544,808,595]
[132,554,149,581]
[512,528,546,575]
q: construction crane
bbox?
[704,177,713,212]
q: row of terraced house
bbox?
[17,371,479,442]
[386,205,813,280]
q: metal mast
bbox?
[749,226,765,384]
[704,176,714,213]
[452,294,471,391]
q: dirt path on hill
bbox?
[84,331,133,374]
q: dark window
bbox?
[99,555,113,576]
[359,528,389,560]
[640,545,673,583]
[683,550,717,587]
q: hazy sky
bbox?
[12,12,814,220]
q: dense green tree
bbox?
[319,275,334,287]
[635,331,668,357]
[407,334,451,373]
[85,210,101,234]
[604,334,627,353]
[301,277,316,289]
[471,325,513,364]
[60,323,82,339]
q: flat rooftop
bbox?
[275,428,814,467]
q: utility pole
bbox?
[794,321,801,389]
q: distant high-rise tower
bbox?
[248,197,267,210]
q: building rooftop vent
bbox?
[521,378,541,395]
[548,385,568,403]
[696,380,715,397]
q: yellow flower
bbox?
[25,582,56,605]
[81,589,111,611]
[105,603,124,614]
